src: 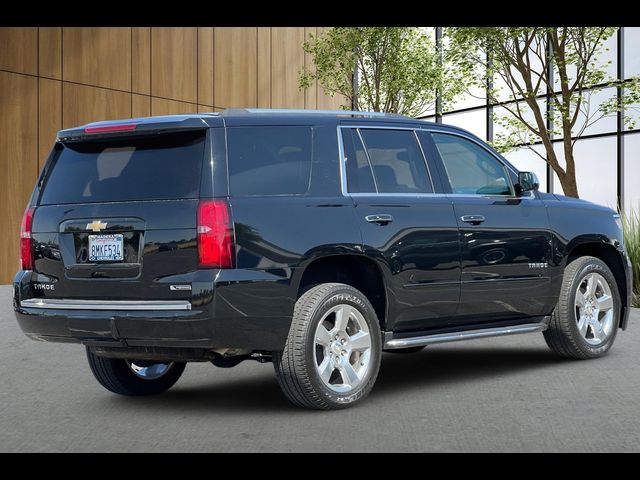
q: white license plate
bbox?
[88,234,124,262]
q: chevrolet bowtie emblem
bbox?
[86,220,107,232]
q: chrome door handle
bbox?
[460,214,485,225]
[366,214,394,225]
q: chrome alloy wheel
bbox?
[127,360,174,380]
[575,272,615,346]
[313,304,373,393]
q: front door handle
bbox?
[460,214,485,225]
[366,214,394,225]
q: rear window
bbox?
[39,130,205,205]
[227,126,313,196]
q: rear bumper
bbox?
[621,249,633,331]
[13,268,295,351]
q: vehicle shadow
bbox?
[374,346,565,396]
[109,346,566,413]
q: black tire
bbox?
[384,346,426,354]
[544,256,620,359]
[86,347,186,396]
[273,283,382,410]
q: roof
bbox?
[57,108,477,140]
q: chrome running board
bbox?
[383,322,548,349]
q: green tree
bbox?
[448,27,640,198]
[300,27,467,118]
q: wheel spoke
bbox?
[577,315,589,337]
[586,275,597,296]
[340,362,360,389]
[597,294,613,312]
[575,290,586,308]
[315,324,332,347]
[333,305,351,333]
[349,331,371,351]
[318,357,334,383]
[591,320,607,342]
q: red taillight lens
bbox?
[197,200,234,268]
[20,207,35,270]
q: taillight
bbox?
[20,207,35,270]
[84,124,137,134]
[197,200,234,268]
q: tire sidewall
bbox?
[566,259,620,356]
[304,288,382,407]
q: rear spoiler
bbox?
[57,114,222,142]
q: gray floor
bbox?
[1,285,638,452]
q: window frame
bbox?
[427,130,518,197]
[337,125,436,196]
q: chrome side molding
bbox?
[383,322,548,349]
[20,298,192,311]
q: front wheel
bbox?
[273,283,382,410]
[544,256,620,359]
[86,347,186,395]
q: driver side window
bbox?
[432,133,513,196]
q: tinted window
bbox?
[227,126,312,196]
[360,129,433,194]
[40,131,205,205]
[342,129,376,193]
[432,133,512,195]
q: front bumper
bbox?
[621,250,634,330]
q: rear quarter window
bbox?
[227,126,313,196]
[40,130,206,205]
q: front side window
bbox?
[227,126,313,196]
[432,133,513,196]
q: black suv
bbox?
[14,109,633,409]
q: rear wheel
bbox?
[273,283,382,410]
[86,347,186,395]
[544,256,620,359]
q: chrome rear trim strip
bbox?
[384,322,547,349]
[20,298,191,311]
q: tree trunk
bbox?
[557,172,579,198]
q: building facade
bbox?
[420,27,639,215]
[0,27,344,283]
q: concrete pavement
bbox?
[1,285,638,452]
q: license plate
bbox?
[88,234,124,262]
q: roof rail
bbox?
[223,108,406,118]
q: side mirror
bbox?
[517,171,540,194]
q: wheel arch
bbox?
[294,254,388,330]
[565,238,628,328]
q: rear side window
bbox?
[359,129,433,194]
[40,130,205,205]
[342,129,376,193]
[227,126,313,196]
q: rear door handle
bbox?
[460,214,485,225]
[365,214,394,225]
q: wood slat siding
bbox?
[0,27,344,283]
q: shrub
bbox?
[622,209,640,307]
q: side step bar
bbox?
[383,322,548,350]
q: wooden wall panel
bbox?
[0,72,38,283]
[132,27,150,95]
[0,28,37,75]
[151,98,197,116]
[62,28,131,91]
[303,27,317,109]
[198,28,214,106]
[0,26,347,283]
[38,79,62,171]
[214,27,257,108]
[151,28,197,103]
[132,94,151,118]
[271,28,305,109]
[39,27,62,79]
[63,83,131,128]
[257,27,271,108]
